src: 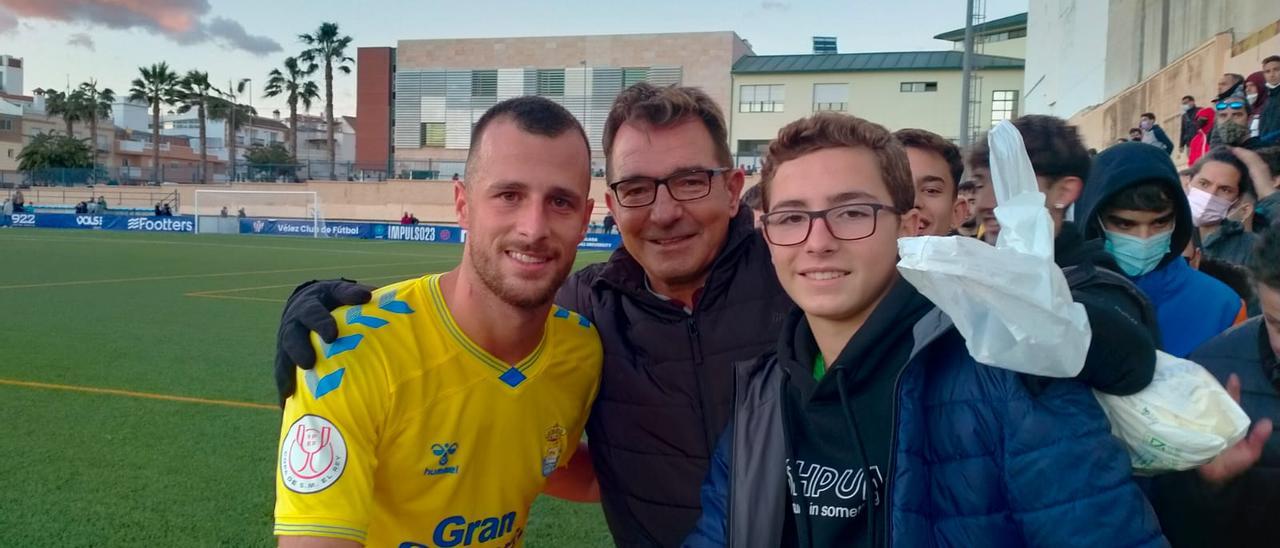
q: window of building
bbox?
[623,67,648,88]
[537,69,565,96]
[471,70,497,97]
[0,119,11,131]
[739,84,785,113]
[900,82,938,93]
[991,90,1018,126]
[736,139,771,156]
[812,83,849,112]
[420,122,445,147]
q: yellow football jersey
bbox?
[274,274,602,547]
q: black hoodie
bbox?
[777,276,933,548]
[1076,141,1193,264]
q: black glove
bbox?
[274,278,374,406]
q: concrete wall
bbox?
[1066,28,1280,164]
[1027,0,1280,119]
[729,68,1025,147]
[1025,0,1111,118]
[30,174,768,225]
[974,37,1027,59]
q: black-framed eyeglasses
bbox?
[760,203,900,246]
[608,168,731,208]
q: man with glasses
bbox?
[273,83,793,547]
[685,112,1163,547]
[1212,95,1254,148]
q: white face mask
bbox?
[1269,82,1280,90]
[1248,93,1259,104]
[1187,186,1236,227]
[1182,104,1193,112]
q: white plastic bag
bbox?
[896,121,1091,377]
[1095,351,1251,474]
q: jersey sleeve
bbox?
[274,314,393,544]
[555,314,603,470]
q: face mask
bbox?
[1103,228,1173,277]
[1182,104,1193,112]
[1269,82,1280,90]
[1248,93,1259,104]
[1187,186,1236,226]
[1212,120,1250,145]
[1140,120,1153,130]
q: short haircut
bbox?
[1227,73,1245,85]
[958,179,976,194]
[1182,95,1195,102]
[1264,55,1280,66]
[1141,112,1156,120]
[1249,223,1280,291]
[1102,181,1175,214]
[465,96,589,181]
[968,115,1091,185]
[741,184,763,210]
[894,128,964,197]
[1130,127,1143,134]
[1191,147,1255,199]
[602,83,731,180]
[759,112,914,214]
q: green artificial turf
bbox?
[0,228,613,547]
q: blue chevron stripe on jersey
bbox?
[378,290,414,315]
[322,334,364,358]
[345,306,389,329]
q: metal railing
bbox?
[5,186,179,215]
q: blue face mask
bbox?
[1103,229,1173,277]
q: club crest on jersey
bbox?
[541,424,566,477]
[281,415,347,493]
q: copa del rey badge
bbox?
[541,424,566,477]
[281,415,348,493]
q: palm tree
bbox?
[17,133,93,176]
[175,71,220,183]
[263,56,320,162]
[207,96,256,181]
[129,62,181,184]
[299,22,353,179]
[43,89,85,137]
[79,80,116,168]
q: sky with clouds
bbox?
[0,0,1026,119]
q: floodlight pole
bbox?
[959,0,976,147]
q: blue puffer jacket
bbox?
[685,309,1167,547]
